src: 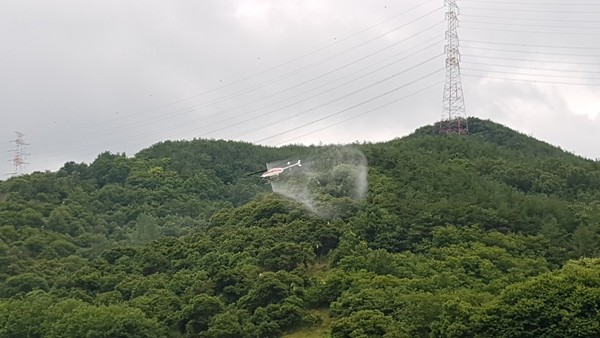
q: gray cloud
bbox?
[1,0,599,176]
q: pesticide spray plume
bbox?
[269,146,368,218]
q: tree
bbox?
[205,310,258,338]
[252,296,318,336]
[474,259,600,338]
[89,152,131,187]
[257,242,314,271]
[177,294,224,335]
[571,224,600,257]
[45,304,166,338]
[47,205,83,236]
[134,213,160,245]
[239,271,303,311]
[331,310,395,338]
[0,291,55,338]
[128,289,180,328]
[2,273,49,297]
[1,118,600,337]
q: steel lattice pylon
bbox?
[440,0,468,134]
[8,131,28,176]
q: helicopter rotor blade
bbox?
[267,159,292,170]
[245,169,266,176]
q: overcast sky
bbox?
[1,0,599,176]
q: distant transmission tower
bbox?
[8,131,28,176]
[439,0,468,134]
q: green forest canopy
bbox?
[1,118,600,337]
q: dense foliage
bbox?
[1,118,599,337]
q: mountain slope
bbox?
[1,119,599,337]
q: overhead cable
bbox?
[462,54,600,66]
[276,82,442,145]
[461,45,600,58]
[82,42,443,145]
[462,6,600,14]
[187,39,444,137]
[462,61,600,74]
[462,39,600,50]
[34,1,444,140]
[232,54,445,138]
[462,68,600,80]
[462,26,600,36]
[36,19,445,147]
[254,69,445,143]
[459,0,600,6]
[462,19,600,30]
[217,52,446,138]
[40,54,446,156]
[461,13,600,24]
[39,34,445,150]
[463,73,600,87]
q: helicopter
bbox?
[247,160,302,183]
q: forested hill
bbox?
[1,118,600,337]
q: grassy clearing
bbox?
[283,309,332,338]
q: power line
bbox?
[39,33,445,152]
[180,37,444,137]
[462,6,600,14]
[461,45,600,58]
[461,13,600,24]
[276,82,442,145]
[83,40,442,145]
[459,0,600,6]
[29,1,444,141]
[39,52,445,156]
[462,39,600,51]
[254,68,445,143]
[463,67,600,80]
[153,6,440,110]
[168,8,438,111]
[217,49,445,138]
[41,66,444,156]
[463,61,600,74]
[35,18,445,149]
[462,54,600,66]
[462,25,600,36]
[462,19,600,30]
[232,54,445,138]
[12,0,599,170]
[463,73,600,87]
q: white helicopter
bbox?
[248,160,302,183]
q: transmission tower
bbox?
[439,0,468,134]
[8,131,28,176]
